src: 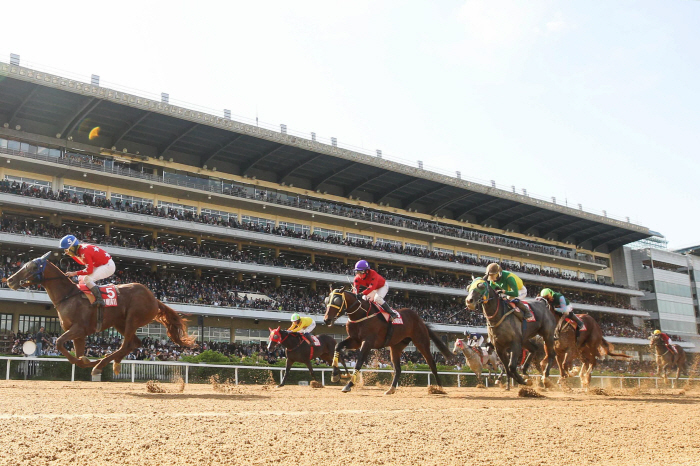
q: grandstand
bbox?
[0,56,694,359]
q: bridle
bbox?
[325,288,377,324]
[469,280,512,328]
[14,256,82,305]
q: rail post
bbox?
[6,359,10,380]
[280,370,284,384]
[185,365,189,384]
[620,377,623,389]
[427,373,431,386]
[321,370,325,386]
[655,378,658,388]
[457,374,461,388]
[71,364,75,382]
[132,362,136,383]
[486,377,489,388]
[638,378,641,388]
[235,367,239,385]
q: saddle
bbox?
[299,334,321,346]
[505,299,536,323]
[77,284,119,307]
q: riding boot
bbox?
[515,301,535,322]
[90,286,105,331]
[380,302,399,321]
[569,312,586,332]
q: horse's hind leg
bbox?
[386,341,409,395]
[278,358,292,388]
[413,334,443,389]
[72,337,98,368]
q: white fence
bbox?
[0,356,692,389]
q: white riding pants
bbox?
[79,259,116,288]
[366,284,389,305]
[303,320,316,334]
[518,286,527,300]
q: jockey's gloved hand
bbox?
[356,293,364,301]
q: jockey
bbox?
[540,288,586,332]
[654,329,678,354]
[59,235,115,308]
[288,313,316,335]
[485,263,534,321]
[353,259,399,321]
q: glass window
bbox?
[0,314,12,334]
[405,242,428,251]
[241,215,275,228]
[659,318,697,335]
[456,251,478,260]
[638,280,692,298]
[111,193,153,209]
[201,208,238,223]
[19,142,38,154]
[543,266,560,273]
[313,227,343,239]
[480,255,499,263]
[502,259,521,268]
[561,268,577,278]
[48,148,61,158]
[4,175,51,188]
[18,315,61,334]
[63,185,107,199]
[346,232,373,242]
[434,247,454,255]
[0,138,7,149]
[158,201,197,214]
[657,300,695,317]
[7,140,20,151]
[278,221,310,234]
[377,238,402,248]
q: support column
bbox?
[310,280,317,291]
[152,230,158,240]
[310,253,315,263]
[150,263,158,273]
[49,214,61,227]
[104,223,110,236]
[275,248,280,258]
[196,236,202,245]
[195,268,202,278]
[274,276,281,288]
[404,290,409,299]
[236,273,243,281]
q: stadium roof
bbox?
[0,61,651,252]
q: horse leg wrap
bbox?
[332,352,339,367]
[351,370,359,384]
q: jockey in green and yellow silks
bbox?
[485,263,534,321]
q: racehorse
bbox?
[452,338,503,385]
[323,286,455,395]
[554,314,630,390]
[649,333,688,385]
[267,327,349,387]
[465,279,557,389]
[5,253,195,376]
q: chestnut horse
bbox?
[6,253,195,376]
[267,327,349,387]
[649,333,688,385]
[323,286,454,395]
[554,314,630,390]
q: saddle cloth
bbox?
[376,304,403,325]
[507,300,536,322]
[563,315,587,331]
[78,284,118,307]
[299,334,321,346]
[309,335,320,346]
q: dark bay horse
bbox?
[267,327,349,387]
[6,253,195,376]
[649,333,688,385]
[323,286,454,395]
[465,279,557,389]
[554,314,630,390]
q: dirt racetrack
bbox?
[0,381,698,466]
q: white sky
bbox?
[1,1,698,248]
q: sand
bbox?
[0,381,698,466]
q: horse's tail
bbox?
[155,301,197,347]
[599,338,631,359]
[427,326,455,362]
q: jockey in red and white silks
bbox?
[352,259,399,321]
[60,235,115,307]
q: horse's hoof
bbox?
[384,387,396,395]
[525,378,533,386]
[276,384,284,389]
[341,382,354,393]
[331,375,340,383]
[91,368,102,377]
[80,356,91,366]
[113,362,121,376]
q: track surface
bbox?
[0,381,698,466]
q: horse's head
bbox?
[5,253,53,290]
[267,326,285,351]
[465,278,490,311]
[453,338,465,353]
[323,286,353,326]
[649,333,662,348]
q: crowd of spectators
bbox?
[0,179,630,291]
[0,213,637,308]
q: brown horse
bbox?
[323,286,454,395]
[649,333,688,385]
[6,253,195,376]
[554,314,630,390]
[267,327,349,387]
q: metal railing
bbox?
[1,356,691,389]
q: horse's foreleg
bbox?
[278,358,292,388]
[343,340,372,393]
[91,334,137,376]
[508,344,528,386]
[305,360,315,383]
[332,338,353,383]
[386,342,408,395]
[56,327,92,367]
